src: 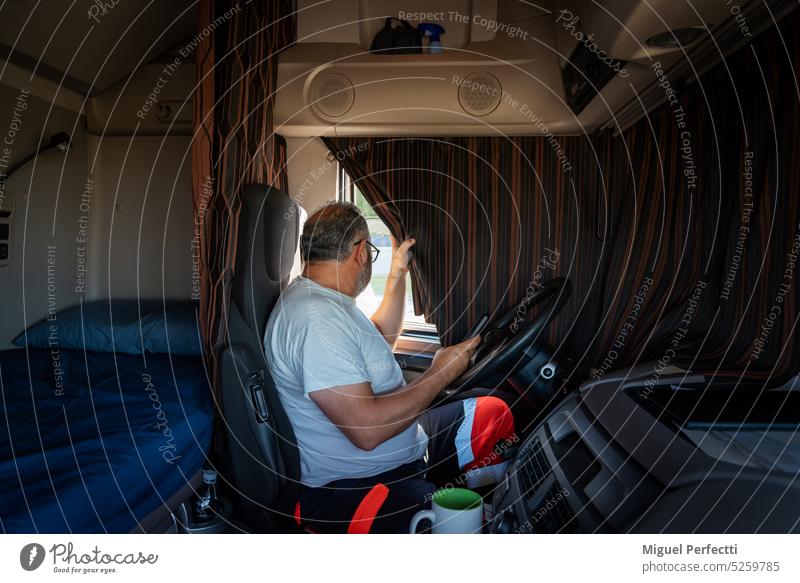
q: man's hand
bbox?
[371,237,415,348]
[429,335,481,386]
[390,237,415,275]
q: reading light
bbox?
[646,27,706,49]
[1,131,73,183]
[50,132,72,153]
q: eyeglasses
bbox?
[353,239,380,263]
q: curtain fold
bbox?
[191,0,295,384]
[324,10,799,381]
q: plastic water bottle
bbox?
[193,469,222,523]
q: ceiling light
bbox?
[0,131,73,184]
[48,132,72,153]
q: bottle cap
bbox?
[202,469,218,483]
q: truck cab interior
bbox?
[0,0,798,534]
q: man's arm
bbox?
[310,335,480,450]
[371,238,415,349]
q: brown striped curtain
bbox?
[324,135,609,368]
[191,0,294,374]
[324,9,799,381]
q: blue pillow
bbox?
[13,300,203,355]
[142,300,204,355]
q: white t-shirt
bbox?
[263,276,428,487]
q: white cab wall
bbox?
[285,137,338,213]
[0,85,87,349]
[0,94,195,348]
[0,85,324,349]
[84,135,194,301]
[285,137,337,278]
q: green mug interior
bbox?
[432,488,482,511]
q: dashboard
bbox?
[491,365,800,534]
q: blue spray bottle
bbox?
[418,23,445,54]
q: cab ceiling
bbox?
[0,0,196,96]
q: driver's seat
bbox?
[219,184,301,532]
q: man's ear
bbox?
[352,239,367,267]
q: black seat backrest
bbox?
[220,184,300,531]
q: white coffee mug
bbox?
[409,488,484,534]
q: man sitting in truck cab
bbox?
[264,201,515,533]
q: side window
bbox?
[337,165,435,333]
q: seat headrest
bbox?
[231,184,299,336]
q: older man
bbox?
[264,201,515,533]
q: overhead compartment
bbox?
[275,10,579,137]
[276,0,759,137]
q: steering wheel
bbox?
[447,277,572,395]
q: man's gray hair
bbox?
[300,201,369,264]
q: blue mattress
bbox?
[0,347,213,533]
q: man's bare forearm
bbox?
[371,269,406,349]
[352,365,449,450]
[310,335,479,452]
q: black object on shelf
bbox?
[370,17,422,54]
